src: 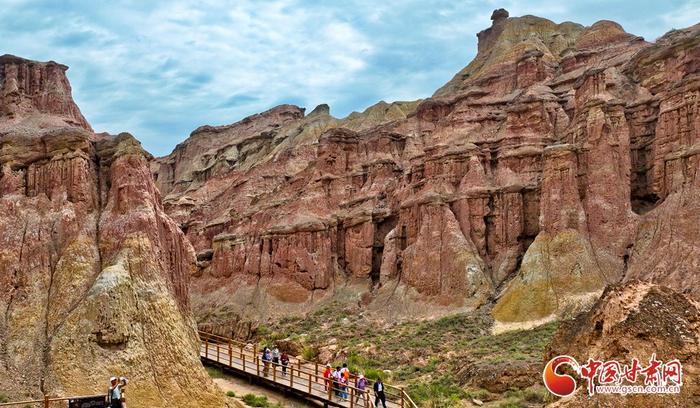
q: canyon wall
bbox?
[0,55,224,407]
[151,12,700,328]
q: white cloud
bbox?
[0,0,694,155]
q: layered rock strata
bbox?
[150,14,700,327]
[0,56,224,407]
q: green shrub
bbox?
[301,346,318,361]
[205,366,224,378]
[0,393,9,403]
[226,391,236,398]
[496,398,527,408]
[242,393,269,407]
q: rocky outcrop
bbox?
[546,281,700,407]
[151,14,700,327]
[0,57,224,407]
[0,55,91,131]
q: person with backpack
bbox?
[356,374,369,407]
[108,377,122,408]
[281,351,289,376]
[374,377,387,408]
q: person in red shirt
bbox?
[323,364,333,394]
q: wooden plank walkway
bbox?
[199,332,417,408]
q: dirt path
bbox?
[213,374,317,408]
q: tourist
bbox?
[340,363,350,383]
[262,347,271,377]
[356,374,368,407]
[272,346,280,368]
[281,351,290,376]
[339,375,348,400]
[323,364,333,393]
[108,377,122,408]
[332,366,342,397]
[119,377,129,408]
[374,377,387,408]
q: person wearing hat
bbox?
[108,377,122,408]
[322,364,333,395]
[355,374,369,407]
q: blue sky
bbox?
[2,0,698,156]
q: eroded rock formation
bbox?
[546,281,700,407]
[0,56,224,407]
[151,14,700,328]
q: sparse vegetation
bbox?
[0,393,8,403]
[205,366,224,378]
[253,302,559,407]
[241,393,283,408]
[226,390,236,398]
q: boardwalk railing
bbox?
[0,395,106,407]
[199,331,417,408]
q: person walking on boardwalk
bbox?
[339,375,349,400]
[355,374,369,407]
[272,346,280,367]
[332,366,342,397]
[374,377,387,408]
[323,364,333,394]
[108,377,122,408]
[262,347,272,377]
[281,351,290,376]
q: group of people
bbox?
[259,346,387,408]
[261,346,290,376]
[322,363,387,408]
[107,376,129,408]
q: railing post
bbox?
[308,372,312,394]
[273,360,277,381]
[400,387,405,408]
[229,343,233,367]
[216,343,220,362]
[44,395,49,408]
[256,356,260,376]
[350,386,355,408]
[243,354,246,371]
[205,339,209,357]
[315,362,319,376]
[290,366,294,387]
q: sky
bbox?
[1,0,698,156]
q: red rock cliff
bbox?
[0,56,224,407]
[151,13,700,327]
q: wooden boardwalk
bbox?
[199,332,416,408]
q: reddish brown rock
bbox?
[0,58,224,407]
[546,281,700,407]
[0,55,91,131]
[149,13,700,327]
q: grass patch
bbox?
[205,366,224,378]
[0,393,8,403]
[226,391,236,398]
[241,393,283,408]
[256,307,559,407]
